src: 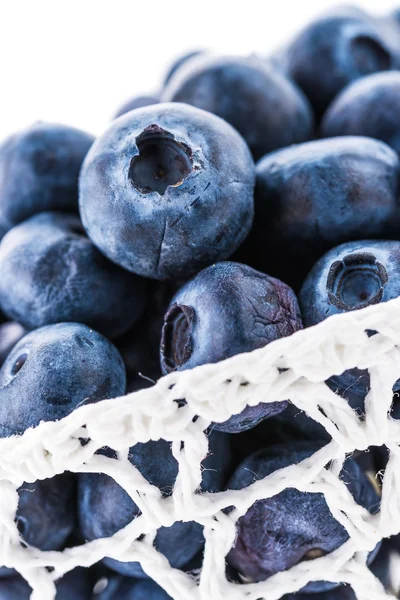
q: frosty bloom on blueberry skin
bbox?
[0,212,147,339]
[0,322,126,437]
[300,239,400,398]
[162,54,314,161]
[283,13,393,118]
[0,122,94,239]
[160,261,303,432]
[241,136,400,290]
[79,103,255,280]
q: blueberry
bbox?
[283,585,357,599]
[321,72,400,154]
[0,568,93,599]
[0,322,26,367]
[378,11,400,64]
[162,55,314,161]
[123,579,171,599]
[113,96,159,120]
[116,280,180,392]
[243,137,400,290]
[0,212,147,338]
[97,574,171,599]
[283,539,390,599]
[79,103,255,280]
[368,538,392,591]
[0,122,94,239]
[284,14,393,119]
[300,240,400,397]
[0,473,75,578]
[0,322,126,437]
[231,406,329,468]
[78,430,231,578]
[163,50,205,86]
[226,442,380,592]
[160,261,302,432]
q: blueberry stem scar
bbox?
[327,252,388,310]
[161,303,194,372]
[128,125,193,195]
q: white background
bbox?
[0,0,399,139]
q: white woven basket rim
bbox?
[2,297,400,599]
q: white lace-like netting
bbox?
[2,299,400,600]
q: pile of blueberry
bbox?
[3,5,400,599]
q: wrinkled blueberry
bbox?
[284,14,393,119]
[162,55,314,161]
[78,431,231,578]
[0,473,75,578]
[0,322,126,437]
[300,240,400,398]
[163,50,205,86]
[113,96,159,120]
[0,568,93,599]
[0,212,147,339]
[0,322,26,367]
[242,137,400,290]
[97,574,171,599]
[226,442,380,593]
[321,71,400,154]
[79,103,255,280]
[160,262,302,432]
[0,122,94,239]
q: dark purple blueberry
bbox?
[284,14,393,119]
[300,240,400,398]
[0,212,147,339]
[0,122,94,239]
[79,103,255,280]
[160,262,302,433]
[226,442,380,593]
[321,71,400,154]
[162,55,314,161]
[241,136,400,290]
[78,431,231,578]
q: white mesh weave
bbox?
[2,298,400,600]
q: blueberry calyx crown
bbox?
[327,252,388,310]
[128,125,193,196]
[161,303,194,373]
